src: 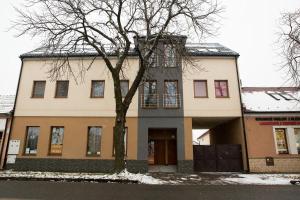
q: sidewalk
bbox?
[0,170,299,185]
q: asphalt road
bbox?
[0,181,299,200]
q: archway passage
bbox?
[148,128,177,166]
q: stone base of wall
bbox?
[249,158,300,173]
[6,158,147,173]
[177,160,194,173]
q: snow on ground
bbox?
[0,170,167,185]
[223,174,300,185]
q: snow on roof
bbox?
[0,95,15,114]
[20,43,238,58]
[242,87,300,113]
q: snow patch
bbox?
[0,169,167,185]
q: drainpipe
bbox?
[2,59,24,169]
[234,56,250,173]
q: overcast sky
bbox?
[0,0,299,94]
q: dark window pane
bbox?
[164,45,176,68]
[120,80,129,97]
[194,81,207,97]
[91,81,104,97]
[164,81,179,107]
[25,127,39,154]
[143,81,158,108]
[50,127,64,154]
[55,81,69,98]
[32,81,46,98]
[87,127,101,155]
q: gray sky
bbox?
[0,0,299,94]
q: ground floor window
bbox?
[87,127,102,156]
[49,127,64,155]
[274,128,289,154]
[24,127,39,155]
[294,128,300,154]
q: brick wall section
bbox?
[249,158,300,173]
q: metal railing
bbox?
[163,94,181,108]
[141,94,159,108]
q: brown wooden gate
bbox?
[193,144,243,172]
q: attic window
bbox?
[266,92,281,101]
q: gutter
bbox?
[234,56,250,172]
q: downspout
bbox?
[2,58,24,169]
[234,56,250,172]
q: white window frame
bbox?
[273,126,300,155]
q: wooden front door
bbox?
[148,129,177,165]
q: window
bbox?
[142,81,158,108]
[91,81,105,98]
[294,128,300,154]
[120,80,129,98]
[164,44,176,68]
[87,127,102,156]
[215,80,229,97]
[164,80,179,108]
[24,127,39,155]
[113,127,128,156]
[49,127,64,155]
[55,81,69,98]
[274,128,289,154]
[0,131,3,140]
[32,81,46,98]
[194,80,208,97]
[144,45,157,68]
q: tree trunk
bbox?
[113,111,126,173]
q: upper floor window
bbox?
[274,128,289,154]
[55,81,69,98]
[120,80,129,98]
[91,80,105,98]
[194,80,208,98]
[87,127,102,156]
[164,80,179,108]
[214,80,229,98]
[49,126,64,155]
[294,128,300,154]
[24,126,40,155]
[142,81,158,108]
[32,81,46,98]
[164,44,176,68]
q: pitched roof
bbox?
[0,95,15,114]
[241,87,300,113]
[20,43,238,58]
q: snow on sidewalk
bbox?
[0,170,167,185]
[223,174,300,185]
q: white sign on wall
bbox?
[7,140,20,155]
[6,155,16,164]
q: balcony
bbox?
[141,94,181,108]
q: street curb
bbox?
[0,177,139,184]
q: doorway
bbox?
[148,128,177,165]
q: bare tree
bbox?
[13,0,221,172]
[279,9,300,87]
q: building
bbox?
[0,95,15,169]
[242,87,300,172]
[197,131,210,145]
[6,36,247,173]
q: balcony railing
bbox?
[163,94,181,108]
[141,93,181,108]
[141,94,159,108]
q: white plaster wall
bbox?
[182,57,242,117]
[15,57,139,117]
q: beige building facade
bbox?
[6,39,247,173]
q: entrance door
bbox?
[148,129,177,165]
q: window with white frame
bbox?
[274,127,300,155]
